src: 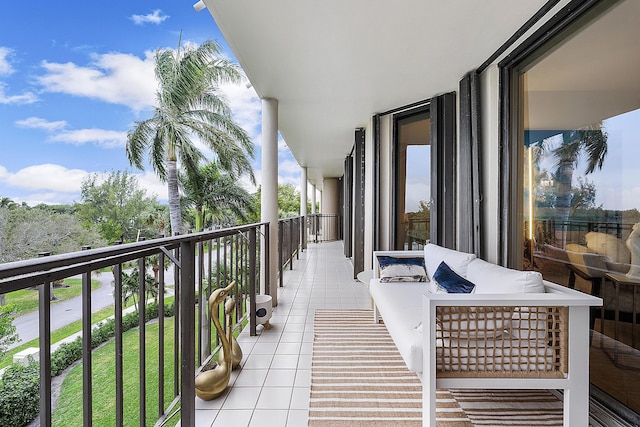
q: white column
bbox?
[261,98,279,303]
[300,166,308,249]
[311,184,317,214]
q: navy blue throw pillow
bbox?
[432,261,475,293]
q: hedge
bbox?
[0,302,174,426]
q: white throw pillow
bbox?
[466,258,545,294]
[424,243,476,280]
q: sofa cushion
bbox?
[431,261,476,293]
[369,279,423,372]
[377,255,428,283]
[586,231,631,264]
[424,243,476,280]
[466,258,545,294]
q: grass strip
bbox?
[5,277,101,316]
[52,320,177,427]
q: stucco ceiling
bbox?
[201,0,553,185]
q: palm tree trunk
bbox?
[556,160,574,246]
[167,159,182,235]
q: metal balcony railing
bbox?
[307,214,341,243]
[277,216,304,288]
[0,223,270,427]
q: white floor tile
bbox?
[256,386,293,409]
[242,353,273,370]
[290,387,310,410]
[264,369,297,387]
[286,409,309,427]
[233,369,268,387]
[211,409,253,427]
[249,409,289,427]
[275,342,302,355]
[270,354,299,369]
[222,386,261,410]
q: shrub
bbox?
[0,363,39,426]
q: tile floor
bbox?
[194,240,372,427]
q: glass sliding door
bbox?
[394,110,430,250]
[510,0,640,416]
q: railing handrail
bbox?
[0,222,268,287]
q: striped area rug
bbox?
[309,309,471,426]
[309,309,564,427]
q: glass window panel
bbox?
[395,113,430,250]
[519,0,640,414]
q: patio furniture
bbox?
[369,243,602,427]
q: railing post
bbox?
[279,221,284,287]
[158,249,165,420]
[198,239,206,365]
[264,224,270,296]
[113,241,124,427]
[249,227,257,336]
[173,240,180,398]
[180,240,196,427]
[290,219,295,270]
[38,251,52,427]
[138,249,146,427]
[81,245,93,425]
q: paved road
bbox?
[8,272,118,350]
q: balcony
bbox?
[0,218,628,426]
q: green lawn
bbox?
[5,277,101,316]
[0,294,171,369]
[53,320,177,427]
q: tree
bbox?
[77,171,160,243]
[181,163,255,231]
[0,304,18,358]
[542,125,608,224]
[0,206,105,264]
[126,39,255,236]
[570,176,599,215]
[121,268,157,311]
[249,184,301,223]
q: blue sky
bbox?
[0,1,300,206]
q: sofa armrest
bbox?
[422,287,602,377]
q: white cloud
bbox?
[15,117,126,148]
[0,82,38,105]
[36,52,156,111]
[0,47,14,75]
[1,164,88,193]
[279,159,301,176]
[50,128,127,148]
[218,81,261,143]
[131,10,169,26]
[136,171,167,200]
[16,117,68,131]
[0,164,169,205]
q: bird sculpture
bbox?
[218,295,243,370]
[195,281,236,400]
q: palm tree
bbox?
[126,39,255,235]
[180,163,255,231]
[538,123,608,244]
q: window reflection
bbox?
[519,0,640,412]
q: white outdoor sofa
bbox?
[369,243,602,427]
